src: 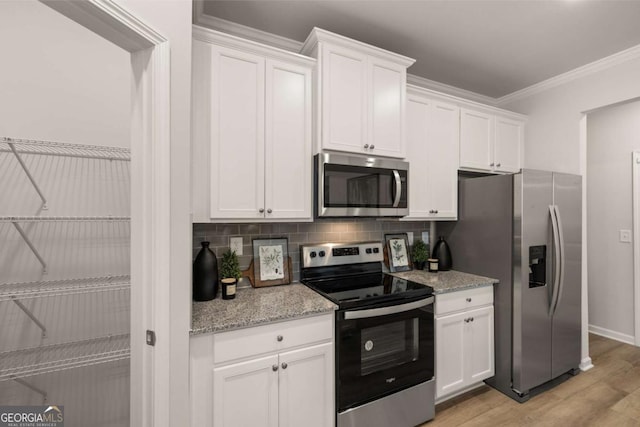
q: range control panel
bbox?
[301,241,384,268]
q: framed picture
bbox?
[252,237,291,287]
[385,233,412,272]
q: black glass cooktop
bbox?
[303,272,433,310]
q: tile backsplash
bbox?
[193,219,432,287]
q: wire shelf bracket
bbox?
[6,141,48,210]
[11,297,47,338]
[12,221,47,273]
[11,376,48,404]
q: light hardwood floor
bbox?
[423,334,640,426]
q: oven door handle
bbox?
[344,297,434,320]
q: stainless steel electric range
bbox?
[300,241,435,427]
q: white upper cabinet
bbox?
[302,28,415,158]
[494,115,523,173]
[405,87,459,220]
[460,107,525,174]
[192,27,314,222]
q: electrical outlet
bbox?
[230,236,243,255]
[406,232,414,245]
[620,229,632,243]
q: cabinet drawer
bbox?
[214,314,333,364]
[435,286,493,316]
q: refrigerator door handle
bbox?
[549,205,562,316]
[552,205,566,316]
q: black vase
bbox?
[193,241,219,301]
[432,236,452,271]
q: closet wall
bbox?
[0,2,131,426]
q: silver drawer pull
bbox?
[272,365,279,372]
[466,298,472,302]
[281,362,288,369]
[277,335,283,342]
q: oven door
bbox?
[337,296,434,412]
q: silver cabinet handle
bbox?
[267,208,272,214]
[464,318,469,323]
[496,163,501,167]
[277,335,283,342]
[490,162,495,167]
[370,145,375,149]
[466,298,472,302]
[272,365,279,372]
[259,208,265,213]
[364,144,369,149]
[281,362,288,369]
[470,317,474,322]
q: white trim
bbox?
[40,1,178,426]
[633,151,640,345]
[301,27,415,67]
[194,9,303,53]
[589,324,636,345]
[407,74,497,107]
[193,25,315,66]
[579,116,591,369]
[497,43,640,106]
[579,357,594,371]
[407,83,527,121]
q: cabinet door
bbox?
[279,343,334,427]
[320,43,368,154]
[494,116,523,173]
[427,101,459,219]
[213,354,279,427]
[405,95,431,218]
[265,59,312,219]
[459,108,493,171]
[210,46,265,219]
[368,56,406,158]
[466,306,495,383]
[435,311,466,399]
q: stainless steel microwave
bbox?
[315,153,409,217]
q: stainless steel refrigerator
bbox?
[447,169,581,402]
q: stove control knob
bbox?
[366,248,372,254]
[310,251,317,258]
[373,247,379,254]
[319,251,326,257]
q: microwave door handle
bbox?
[392,170,402,208]
[344,297,434,320]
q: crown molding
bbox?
[193,6,303,53]
[193,25,315,66]
[497,43,640,106]
[406,74,497,106]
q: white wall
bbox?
[501,56,640,174]
[0,0,130,147]
[586,100,640,342]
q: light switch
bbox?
[620,229,632,243]
[230,236,243,255]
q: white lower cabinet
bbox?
[190,314,334,427]
[435,287,494,400]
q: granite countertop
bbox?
[191,283,337,335]
[389,269,498,294]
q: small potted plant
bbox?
[412,239,429,270]
[220,249,241,300]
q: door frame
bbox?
[40,1,172,425]
[633,151,640,345]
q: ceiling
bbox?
[200,0,640,99]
